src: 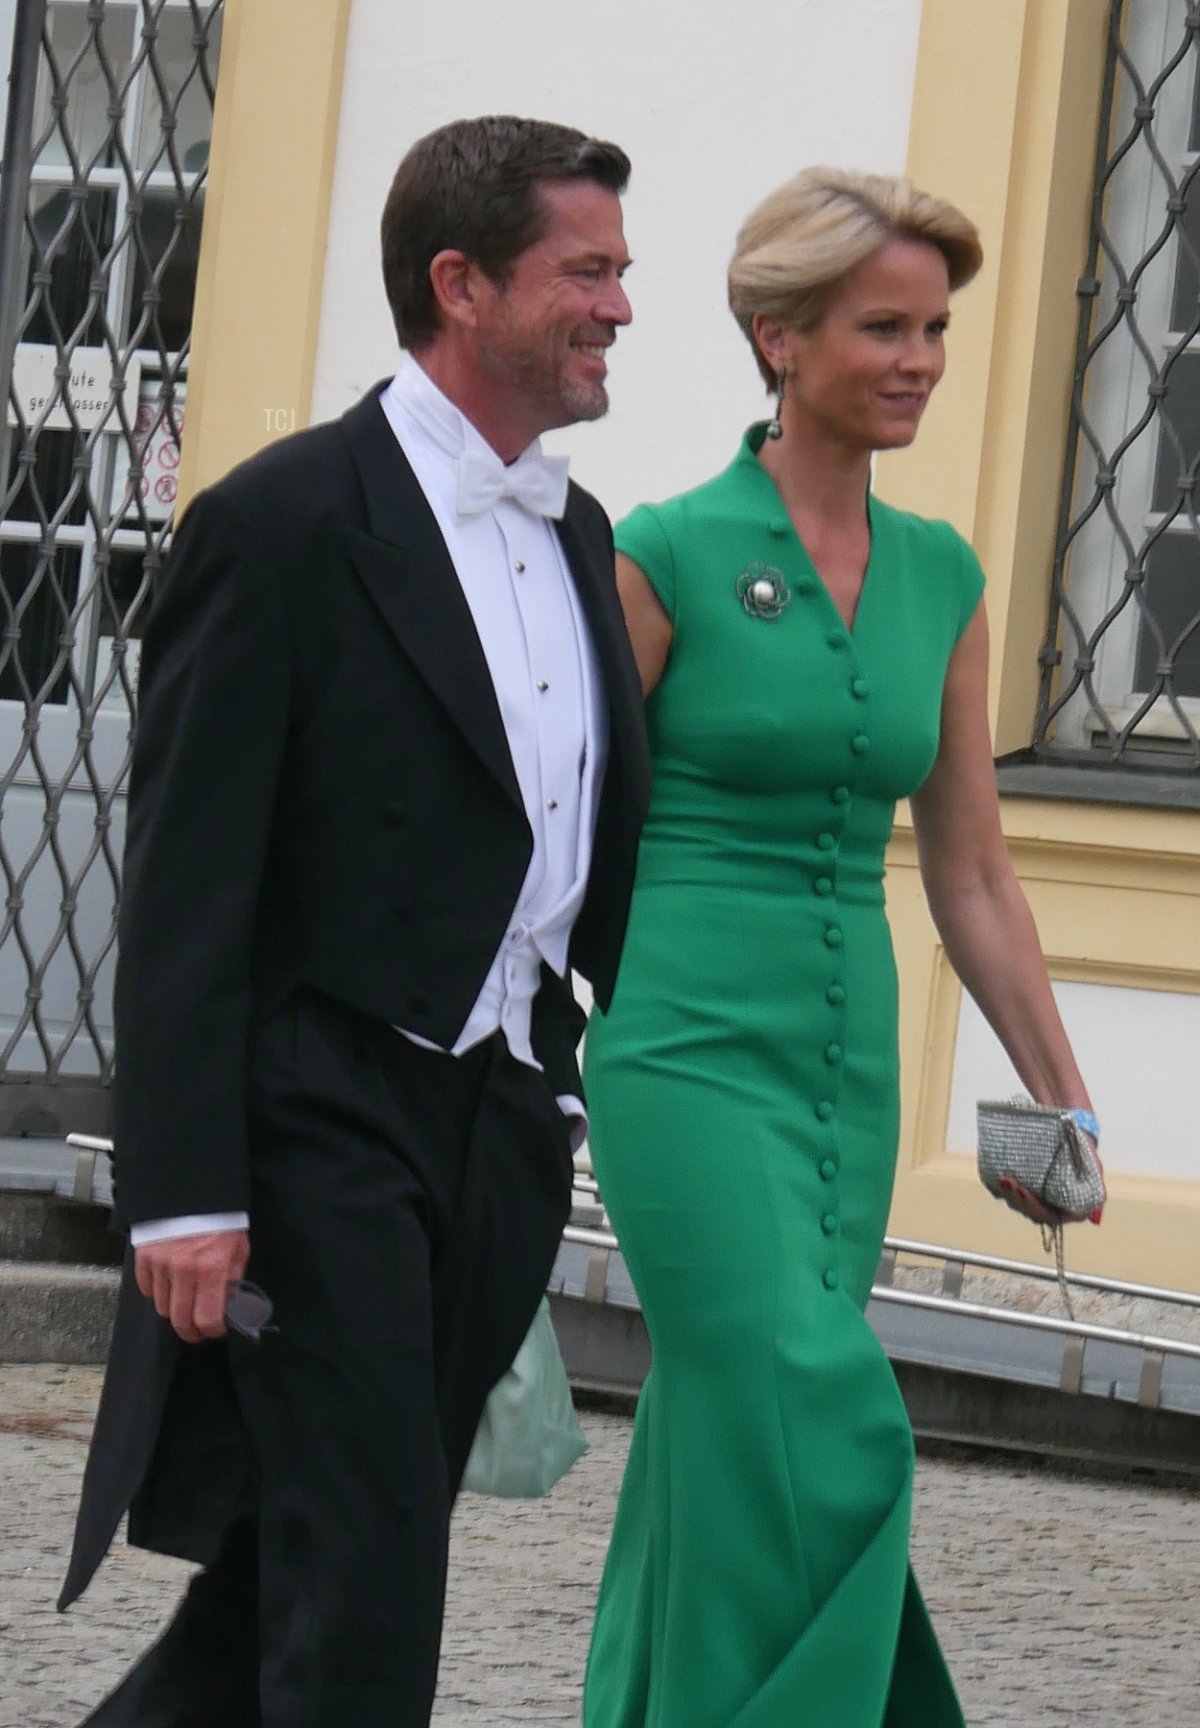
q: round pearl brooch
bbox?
[735,564,792,620]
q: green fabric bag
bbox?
[462,1298,588,1497]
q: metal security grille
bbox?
[0,0,222,1128]
[1035,0,1200,775]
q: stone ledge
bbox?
[0,1191,122,1265]
[887,1261,1200,1345]
[0,1261,118,1363]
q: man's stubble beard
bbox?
[559,377,610,425]
[480,335,609,433]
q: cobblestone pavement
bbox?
[2,1365,1197,1726]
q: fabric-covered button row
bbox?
[812,615,864,1295]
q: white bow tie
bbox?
[456,447,570,520]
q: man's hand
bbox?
[134,1229,251,1344]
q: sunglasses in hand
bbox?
[224,1279,279,1342]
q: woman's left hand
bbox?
[995,1176,1062,1227]
[996,1154,1105,1228]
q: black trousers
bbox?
[82,986,574,1728]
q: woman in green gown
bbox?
[582,169,1100,1727]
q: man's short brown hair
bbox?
[381,115,631,351]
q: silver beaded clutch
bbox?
[976,1097,1106,1220]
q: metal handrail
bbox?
[561,1221,1200,1368]
[566,1216,1200,1312]
[881,1234,1200,1311]
[63,1147,1200,1365]
[563,1224,621,1251]
[869,1285,1200,1366]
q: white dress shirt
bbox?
[132,361,606,1246]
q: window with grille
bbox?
[1035,0,1200,777]
[0,0,222,1117]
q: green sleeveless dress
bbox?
[582,427,984,1728]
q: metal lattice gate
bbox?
[0,0,223,1131]
[1036,0,1200,774]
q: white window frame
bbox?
[0,0,19,153]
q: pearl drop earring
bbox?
[766,367,786,440]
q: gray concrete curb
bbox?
[0,1261,117,1363]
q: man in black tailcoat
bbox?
[59,115,648,1728]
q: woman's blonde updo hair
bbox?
[728,167,983,387]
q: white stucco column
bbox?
[310,0,924,517]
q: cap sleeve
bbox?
[614,503,677,622]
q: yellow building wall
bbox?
[876,0,1200,1289]
[176,0,353,508]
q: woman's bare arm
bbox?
[910,601,1099,1222]
[616,552,673,696]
